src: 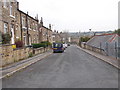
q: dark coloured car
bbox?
[52,43,64,53]
[68,43,70,46]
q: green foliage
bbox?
[2,33,11,44]
[114,29,120,35]
[32,41,52,48]
[41,41,52,46]
[32,43,46,48]
[0,32,2,45]
[80,37,91,42]
[29,52,33,57]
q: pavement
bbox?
[77,46,120,69]
[2,45,118,88]
[0,50,52,79]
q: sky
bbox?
[17,0,119,32]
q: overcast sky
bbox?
[17,0,119,32]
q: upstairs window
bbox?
[35,23,38,30]
[10,3,13,16]
[3,0,7,8]
[28,19,30,28]
[28,19,31,29]
[33,22,35,30]
[22,16,26,27]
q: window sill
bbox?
[29,28,32,30]
[10,15,15,19]
[22,27,27,30]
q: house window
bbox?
[10,3,13,16]
[15,13,18,19]
[28,19,31,30]
[3,0,7,8]
[23,36,27,46]
[28,19,30,28]
[22,16,25,28]
[33,22,35,30]
[35,24,37,30]
[16,25,18,30]
[30,23,32,29]
[4,23,8,33]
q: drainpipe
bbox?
[26,12,29,46]
[20,12,22,41]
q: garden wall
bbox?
[0,45,50,67]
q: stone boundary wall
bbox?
[80,43,120,60]
[80,43,106,55]
[0,45,51,67]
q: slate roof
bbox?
[86,33,120,48]
[86,33,120,58]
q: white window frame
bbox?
[10,3,12,16]
[23,36,27,46]
[3,0,7,8]
[35,23,37,30]
[33,22,35,30]
[22,16,26,28]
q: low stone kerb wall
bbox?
[0,45,50,67]
[80,43,106,55]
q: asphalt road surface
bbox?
[2,45,118,88]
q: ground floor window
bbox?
[4,22,8,33]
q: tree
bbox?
[2,33,11,44]
[114,29,120,35]
[80,36,90,42]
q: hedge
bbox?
[32,41,52,48]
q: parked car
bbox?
[63,44,66,50]
[52,43,64,53]
[63,43,68,49]
[68,43,70,46]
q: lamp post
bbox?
[89,29,91,37]
[46,30,49,47]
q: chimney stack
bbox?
[17,2,19,9]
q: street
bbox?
[2,45,118,88]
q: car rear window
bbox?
[53,43,63,48]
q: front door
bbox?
[29,36,32,45]
[23,36,27,46]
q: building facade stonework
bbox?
[52,31,62,43]
[18,10,39,46]
[0,1,18,44]
[0,0,40,46]
[39,18,53,43]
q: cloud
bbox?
[17,0,119,32]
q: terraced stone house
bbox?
[0,0,39,46]
[39,17,53,43]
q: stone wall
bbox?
[0,45,50,67]
[80,43,106,55]
[33,47,49,55]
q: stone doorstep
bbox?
[0,50,52,77]
[78,46,120,69]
